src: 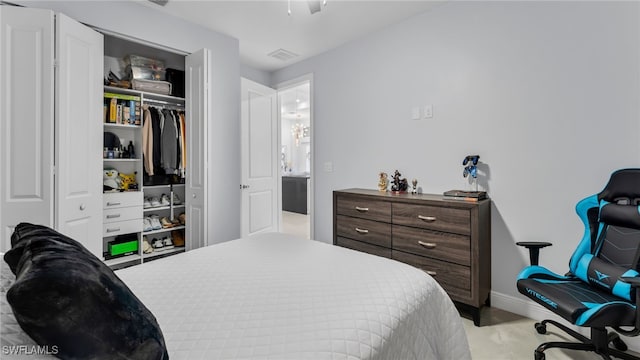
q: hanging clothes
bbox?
[180,112,186,178]
[161,109,179,174]
[142,105,154,176]
[143,105,186,183]
[150,107,164,176]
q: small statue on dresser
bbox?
[411,178,418,194]
[378,172,388,192]
[390,170,408,193]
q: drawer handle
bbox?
[418,241,437,249]
[106,202,121,207]
[355,206,369,212]
[418,215,436,222]
[106,214,121,219]
[106,227,120,233]
[426,270,437,276]
[355,227,369,234]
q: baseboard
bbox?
[490,291,640,354]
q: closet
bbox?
[0,5,209,268]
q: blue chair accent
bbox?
[517,169,640,360]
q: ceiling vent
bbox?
[148,0,169,6]
[267,48,299,62]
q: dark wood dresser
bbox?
[333,188,491,325]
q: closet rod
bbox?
[144,98,184,108]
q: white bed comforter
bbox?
[1,233,471,359]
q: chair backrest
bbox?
[569,169,640,301]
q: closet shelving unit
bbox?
[142,183,186,262]
[102,85,187,269]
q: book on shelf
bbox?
[104,93,141,125]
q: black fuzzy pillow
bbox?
[3,223,169,360]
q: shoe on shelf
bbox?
[143,197,152,208]
[143,218,153,232]
[162,236,174,250]
[152,238,164,251]
[171,230,185,247]
[150,215,162,230]
[149,196,161,207]
[160,194,170,206]
[178,213,186,225]
[170,218,181,226]
[160,217,174,228]
[171,193,182,205]
[143,236,153,254]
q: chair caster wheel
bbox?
[612,337,628,351]
[535,322,547,334]
[534,350,545,360]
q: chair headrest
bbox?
[599,203,640,230]
[598,168,640,204]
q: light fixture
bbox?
[289,0,327,16]
[291,123,304,147]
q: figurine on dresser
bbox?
[378,172,388,192]
[390,170,408,193]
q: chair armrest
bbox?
[618,276,640,335]
[516,241,553,266]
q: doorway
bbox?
[278,79,311,239]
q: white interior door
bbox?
[0,7,55,251]
[55,13,103,257]
[241,78,278,237]
[185,48,210,250]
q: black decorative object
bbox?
[390,170,409,193]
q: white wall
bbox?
[241,63,272,86]
[13,0,242,244]
[272,0,640,322]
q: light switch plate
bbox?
[411,107,421,120]
[424,105,433,119]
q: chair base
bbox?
[534,319,639,360]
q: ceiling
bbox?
[140,0,445,72]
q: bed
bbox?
[1,228,470,359]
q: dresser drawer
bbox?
[336,215,391,248]
[336,237,392,259]
[392,250,471,301]
[102,219,140,237]
[103,191,143,209]
[392,203,470,235]
[336,196,391,222]
[392,225,470,266]
[103,206,142,223]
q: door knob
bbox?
[192,194,196,199]
[241,184,250,189]
[79,204,86,211]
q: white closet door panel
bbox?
[55,13,103,258]
[185,48,210,250]
[0,7,54,251]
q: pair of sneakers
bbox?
[143,194,181,207]
[152,236,174,251]
[160,193,182,205]
[143,196,161,208]
[143,215,162,232]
